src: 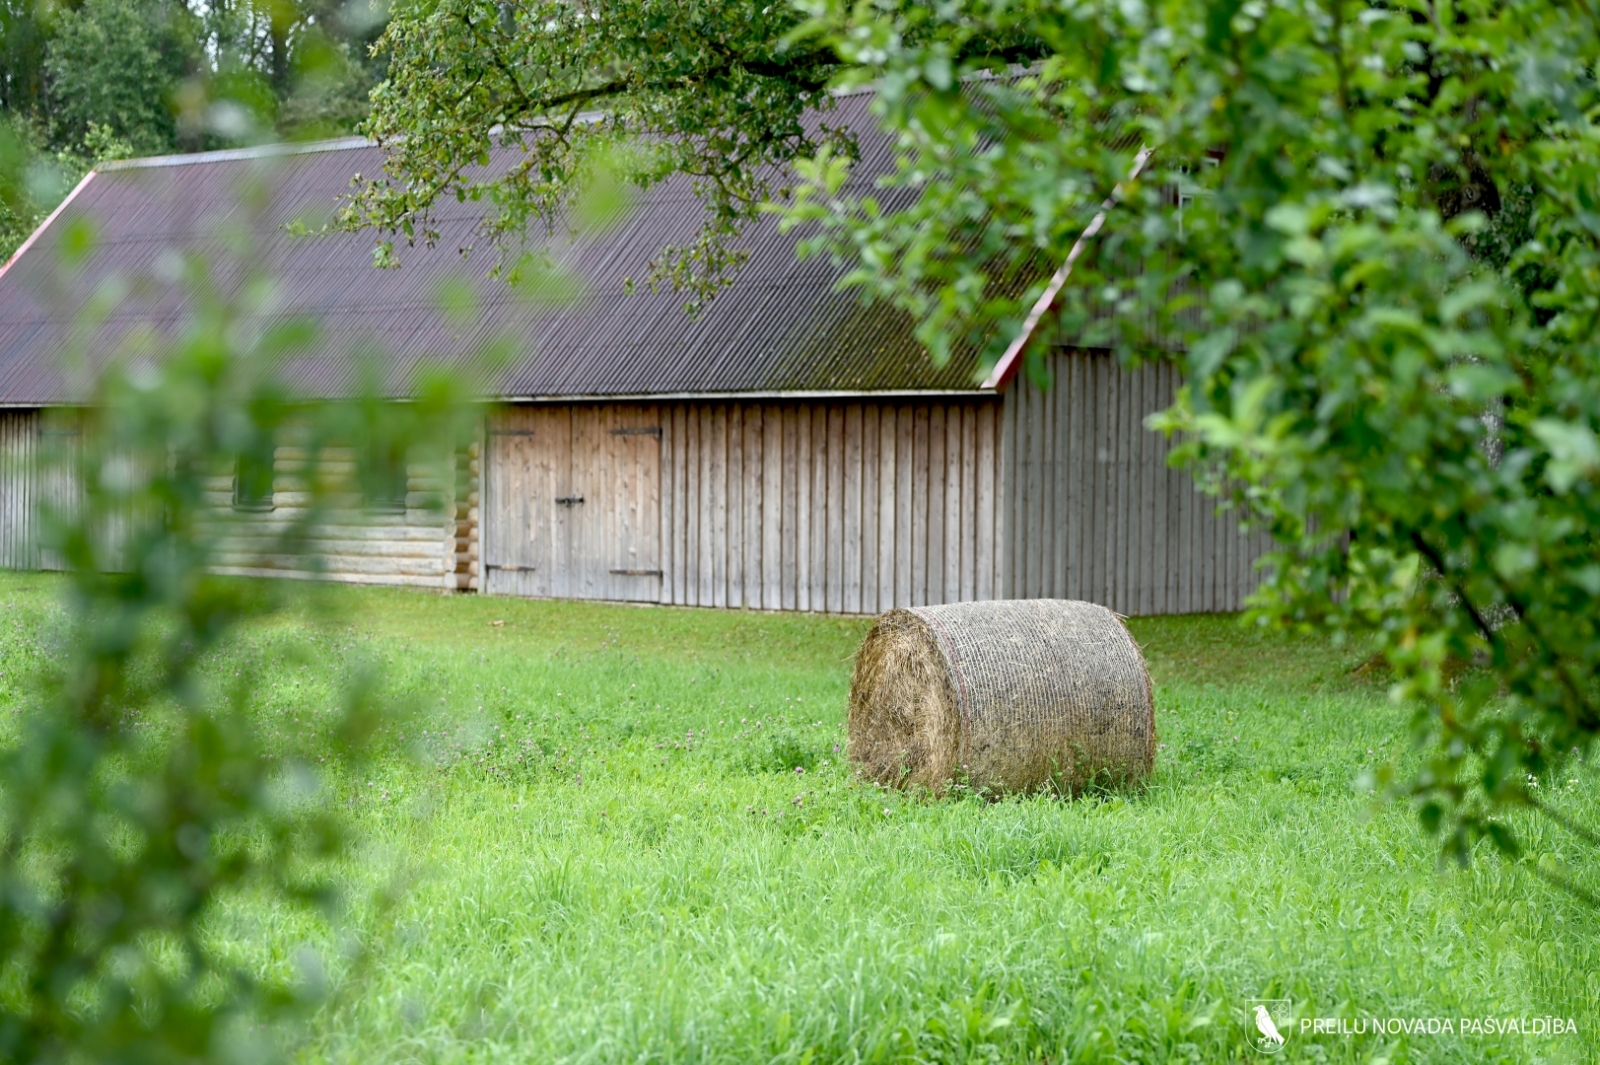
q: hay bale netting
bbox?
[848,599,1154,796]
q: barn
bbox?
[0,94,1269,616]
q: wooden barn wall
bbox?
[1001,349,1272,614]
[454,438,481,591]
[203,445,458,589]
[0,409,470,590]
[483,404,664,602]
[660,398,1003,613]
[482,398,1003,612]
[0,410,42,569]
[0,408,97,571]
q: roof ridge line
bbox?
[99,136,374,170]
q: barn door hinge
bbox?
[490,429,536,436]
[609,568,663,577]
[609,427,662,437]
[486,563,536,572]
[555,496,585,506]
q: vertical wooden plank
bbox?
[1173,365,1189,614]
[641,403,664,604]
[843,402,863,615]
[1180,386,1196,614]
[911,404,930,606]
[596,404,616,599]
[1150,364,1172,615]
[1126,367,1139,610]
[825,404,846,613]
[551,406,574,598]
[744,405,762,609]
[506,408,526,598]
[1105,362,1123,612]
[1025,381,1046,599]
[722,405,739,608]
[926,404,947,604]
[1114,367,1132,612]
[947,399,972,598]
[1145,364,1158,614]
[974,401,996,600]
[4,415,13,568]
[1046,365,1063,597]
[10,414,18,569]
[1061,353,1081,600]
[1084,357,1105,606]
[1203,423,1218,612]
[996,392,1015,599]
[693,404,710,607]
[711,404,729,609]
[783,405,800,611]
[2,415,13,569]
[808,405,828,611]
[877,403,897,611]
[1127,367,1145,614]
[860,403,879,616]
[744,404,762,608]
[762,404,782,610]
[672,405,686,603]
[583,404,608,600]
[944,404,965,603]
[659,404,675,603]
[1141,366,1160,616]
[1103,356,1121,608]
[1042,359,1060,599]
[895,405,913,607]
[677,404,693,605]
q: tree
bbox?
[0,0,53,115]
[46,0,198,155]
[348,0,1037,304]
[355,0,1600,876]
[0,0,392,260]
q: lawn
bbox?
[0,573,1595,1063]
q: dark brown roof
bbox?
[0,93,995,405]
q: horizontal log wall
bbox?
[455,439,480,591]
[662,399,1003,613]
[1002,349,1271,613]
[203,447,456,590]
[0,411,458,589]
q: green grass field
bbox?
[0,573,1595,1063]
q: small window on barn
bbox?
[233,446,275,512]
[362,440,409,514]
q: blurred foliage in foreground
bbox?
[0,153,480,1061]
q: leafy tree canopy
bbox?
[0,0,392,256]
[358,0,1600,873]
[46,0,199,155]
[349,0,1039,300]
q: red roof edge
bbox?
[0,170,99,281]
[982,147,1153,391]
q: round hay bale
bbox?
[848,599,1154,796]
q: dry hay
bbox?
[848,599,1155,797]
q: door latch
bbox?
[555,496,585,506]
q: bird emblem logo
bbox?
[1245,999,1290,1054]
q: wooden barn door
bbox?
[485,405,660,601]
[569,405,661,602]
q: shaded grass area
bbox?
[0,573,1595,1063]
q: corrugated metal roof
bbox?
[0,93,1005,404]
